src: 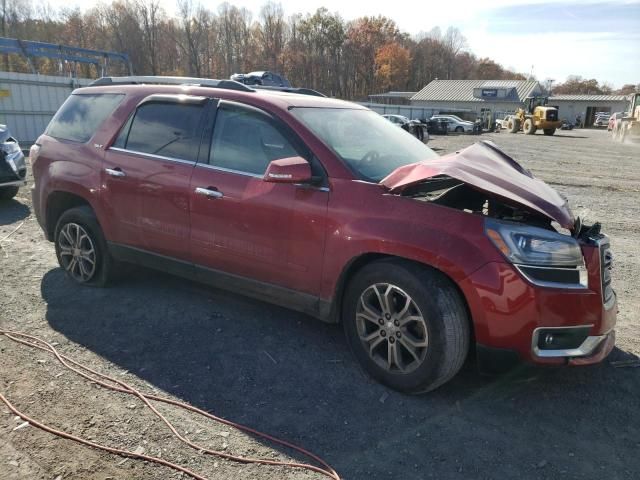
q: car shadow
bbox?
[0,198,30,225]
[42,267,640,479]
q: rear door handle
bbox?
[105,167,125,177]
[194,187,223,199]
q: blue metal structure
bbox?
[0,37,132,76]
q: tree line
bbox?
[1,0,636,99]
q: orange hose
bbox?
[0,330,340,480]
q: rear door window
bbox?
[46,93,124,143]
[118,102,205,162]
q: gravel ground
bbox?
[1,127,639,480]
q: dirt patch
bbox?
[1,128,639,479]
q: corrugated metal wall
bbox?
[0,72,92,146]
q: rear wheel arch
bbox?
[45,191,93,241]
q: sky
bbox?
[42,0,640,88]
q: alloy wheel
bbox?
[356,283,428,373]
[58,223,97,282]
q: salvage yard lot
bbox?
[1,128,639,479]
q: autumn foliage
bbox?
[4,0,614,99]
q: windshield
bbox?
[291,108,438,182]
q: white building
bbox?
[547,94,628,126]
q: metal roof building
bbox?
[409,79,629,125]
[367,91,417,105]
[410,79,545,120]
[411,79,542,103]
[547,94,628,127]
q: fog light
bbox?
[536,327,591,351]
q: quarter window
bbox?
[120,102,204,162]
[209,103,299,175]
[47,93,124,143]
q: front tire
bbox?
[54,206,115,287]
[342,260,470,393]
[454,126,464,133]
[523,118,537,135]
[507,118,520,133]
[0,186,19,201]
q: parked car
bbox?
[607,112,624,132]
[593,113,610,127]
[430,114,474,133]
[560,119,574,130]
[496,115,513,130]
[382,114,428,142]
[231,71,290,87]
[31,76,616,393]
[0,124,27,201]
[424,117,450,135]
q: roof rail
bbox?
[89,76,255,92]
[252,85,327,97]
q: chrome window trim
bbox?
[193,162,330,192]
[194,162,263,178]
[531,325,611,358]
[514,263,589,290]
[108,147,196,165]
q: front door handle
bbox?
[105,167,125,177]
[194,187,223,199]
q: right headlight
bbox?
[485,218,582,267]
[485,219,587,288]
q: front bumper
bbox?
[461,238,617,369]
[0,150,27,187]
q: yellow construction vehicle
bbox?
[612,93,640,143]
[506,96,562,136]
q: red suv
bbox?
[31,76,616,393]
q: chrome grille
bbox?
[600,241,614,307]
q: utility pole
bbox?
[1,0,8,71]
[546,79,555,96]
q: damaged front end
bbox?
[382,141,616,364]
[381,141,606,286]
[381,140,575,231]
[0,124,27,189]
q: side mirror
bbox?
[263,156,312,184]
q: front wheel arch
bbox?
[332,254,474,335]
[341,257,472,392]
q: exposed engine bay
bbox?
[400,175,556,230]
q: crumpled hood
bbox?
[380,140,575,229]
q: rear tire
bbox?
[54,206,115,287]
[342,260,470,393]
[0,186,19,201]
[523,118,537,135]
[543,128,556,136]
